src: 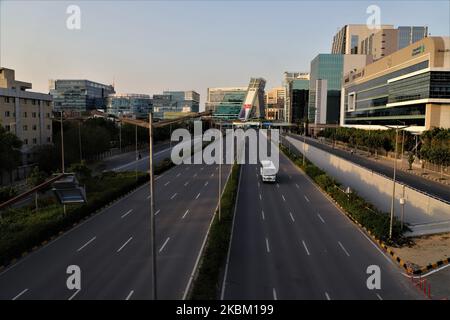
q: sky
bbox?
[1,0,449,110]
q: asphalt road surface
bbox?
[0,138,230,300]
[288,133,450,203]
[222,141,422,300]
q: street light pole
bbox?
[148,112,157,300]
[60,111,65,173]
[389,127,399,239]
[303,122,306,167]
[78,121,83,162]
[119,121,122,153]
[219,121,222,222]
[135,125,138,181]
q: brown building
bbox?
[0,67,53,163]
[341,37,450,132]
[264,87,285,120]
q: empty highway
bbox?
[0,138,230,300]
[222,140,422,300]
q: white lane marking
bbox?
[164,181,170,186]
[295,183,300,189]
[204,181,209,187]
[147,195,151,199]
[338,241,350,257]
[182,209,190,219]
[289,175,292,179]
[259,193,262,200]
[117,237,133,253]
[68,289,80,301]
[12,288,28,300]
[155,209,160,216]
[159,237,170,253]
[302,240,310,256]
[265,238,271,253]
[211,173,214,177]
[195,193,201,200]
[276,183,279,188]
[121,209,133,219]
[325,292,331,300]
[317,213,325,224]
[184,181,189,187]
[289,212,295,222]
[200,167,204,171]
[272,288,278,300]
[176,173,181,177]
[282,195,286,202]
[193,173,197,178]
[77,236,96,252]
[261,210,265,220]
[125,290,134,300]
[185,167,189,171]
[376,293,383,300]
[304,195,310,202]
[257,182,260,188]
[170,193,177,200]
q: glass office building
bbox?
[106,94,152,118]
[50,80,115,114]
[152,91,200,119]
[308,54,344,124]
[205,87,247,120]
[342,37,450,131]
[398,26,428,49]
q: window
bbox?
[348,92,356,111]
[23,125,28,131]
[32,112,37,118]
[23,112,27,117]
[47,137,51,143]
[46,113,51,118]
[32,138,37,144]
[4,111,10,117]
[32,125,37,131]
[4,97,10,103]
[32,100,36,105]
[47,124,51,130]
[24,139,28,145]
[5,125,10,131]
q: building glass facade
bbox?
[50,80,115,113]
[206,88,247,120]
[106,94,152,118]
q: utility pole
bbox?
[60,111,65,173]
[119,121,122,153]
[389,127,399,239]
[303,122,306,166]
[135,125,138,181]
[219,121,222,222]
[78,121,83,162]
[148,112,157,300]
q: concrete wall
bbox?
[286,136,450,228]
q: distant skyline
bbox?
[1,0,449,109]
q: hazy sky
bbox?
[1,0,449,109]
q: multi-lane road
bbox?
[0,138,230,300]
[222,140,422,300]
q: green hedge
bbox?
[281,144,406,245]
[190,163,240,299]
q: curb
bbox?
[415,257,450,275]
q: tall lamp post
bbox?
[219,121,222,222]
[302,122,306,166]
[148,112,157,300]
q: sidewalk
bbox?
[321,138,450,187]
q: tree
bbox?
[0,125,23,183]
[28,166,47,187]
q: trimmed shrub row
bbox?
[280,143,407,245]
[190,163,240,299]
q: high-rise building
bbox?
[308,54,371,124]
[283,72,309,123]
[152,90,200,119]
[0,67,53,163]
[205,87,248,120]
[332,24,394,55]
[50,79,115,115]
[106,93,152,118]
[206,78,266,120]
[341,37,450,131]
[264,87,285,121]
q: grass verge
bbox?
[190,163,241,299]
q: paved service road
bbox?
[222,140,422,300]
[0,138,230,300]
[288,133,450,203]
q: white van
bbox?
[260,160,277,183]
